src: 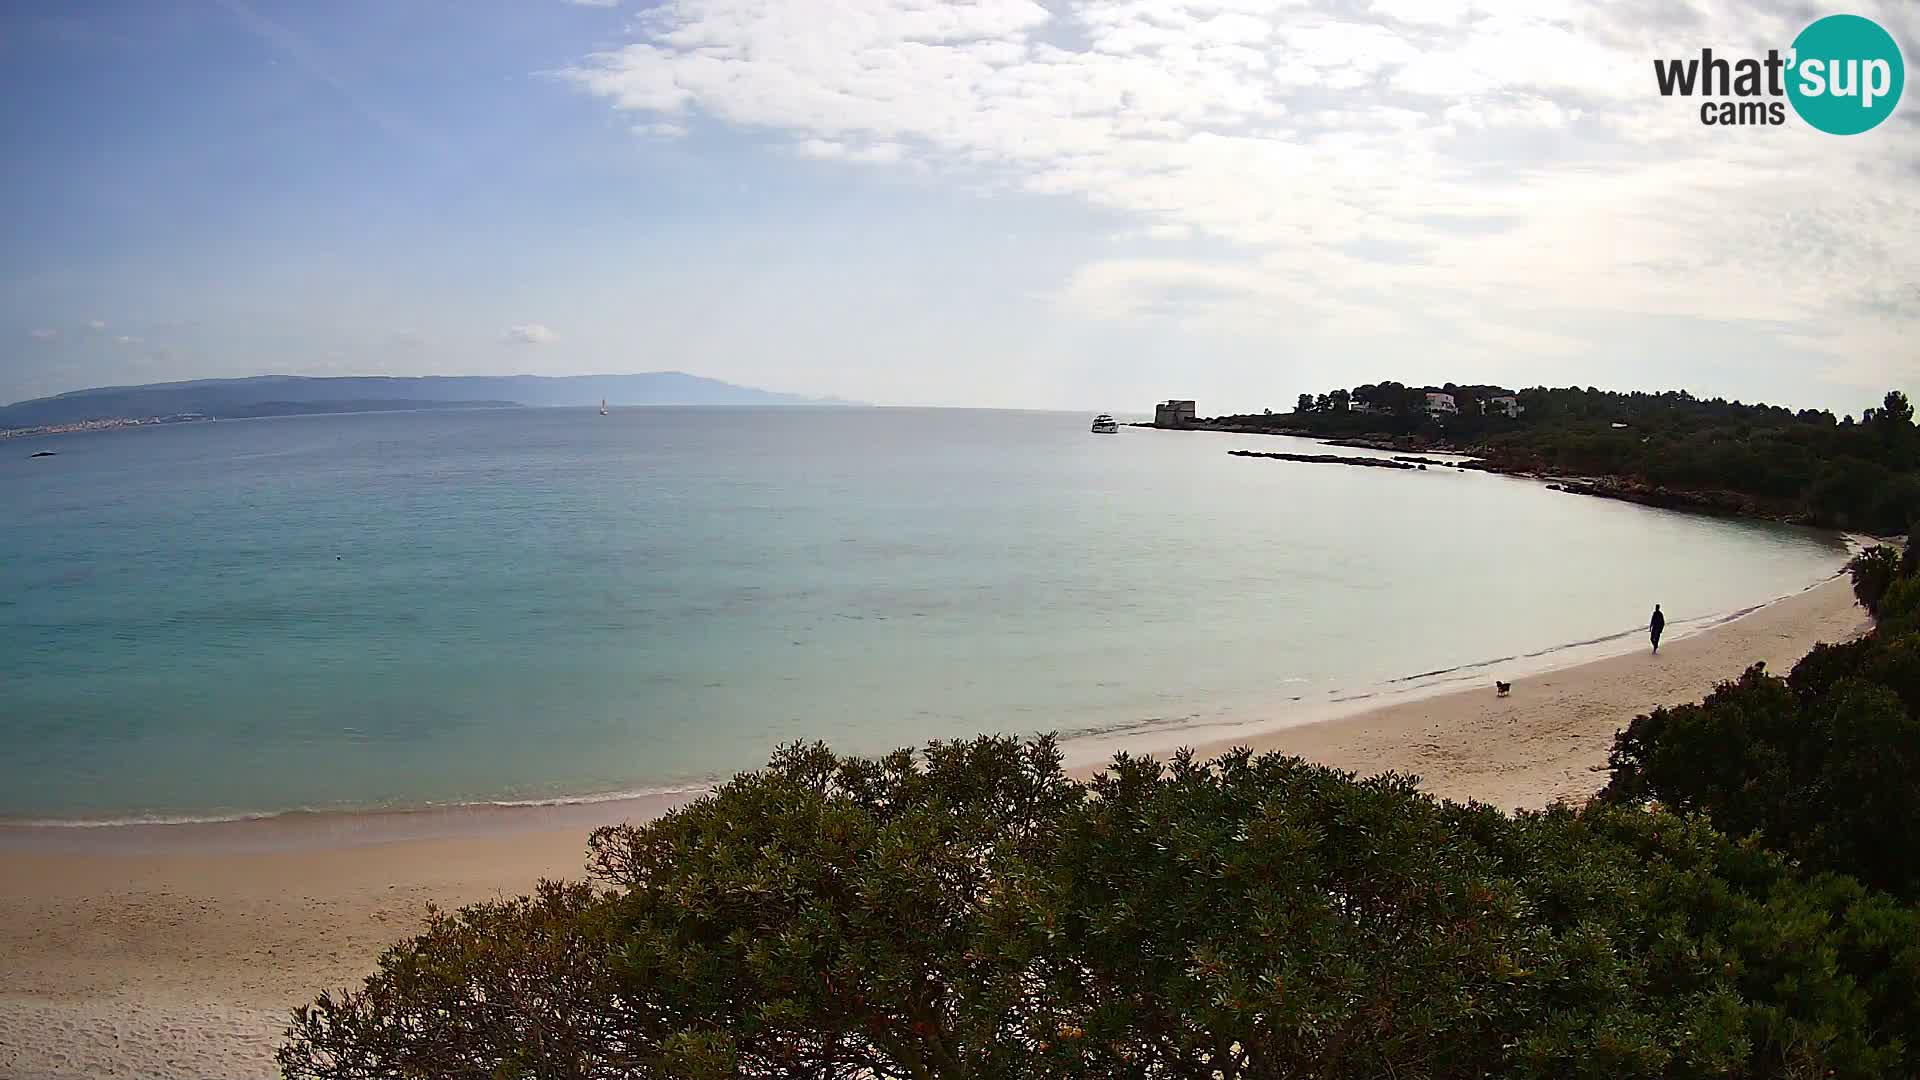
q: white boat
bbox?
[1091,413,1119,434]
[600,399,609,416]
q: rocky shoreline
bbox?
[1537,478,1801,522]
[1227,449,1419,469]
[1139,420,1816,527]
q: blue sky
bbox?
[3,0,1915,414]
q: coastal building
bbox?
[1423,392,1458,416]
[1154,399,1197,428]
[1487,394,1523,418]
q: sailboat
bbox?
[600,398,609,416]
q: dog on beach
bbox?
[1495,680,1512,697]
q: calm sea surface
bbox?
[0,407,1847,822]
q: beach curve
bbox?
[0,573,1872,1080]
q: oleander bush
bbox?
[282,736,1920,1079]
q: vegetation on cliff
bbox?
[1215,385,1919,534]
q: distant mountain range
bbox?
[0,373,859,429]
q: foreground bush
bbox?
[1608,539,1920,901]
[282,737,1920,1079]
[1604,651,1920,900]
[1882,580,1920,636]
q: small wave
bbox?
[1518,628,1639,658]
[4,782,718,829]
[1391,656,1518,683]
[6,809,293,829]
[480,782,715,809]
[1063,712,1204,741]
[1700,602,1769,627]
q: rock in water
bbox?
[1227,450,1417,470]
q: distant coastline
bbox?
[1133,383,1918,534]
[1,400,529,442]
[0,413,213,441]
[0,371,859,437]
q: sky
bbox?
[2,0,1916,415]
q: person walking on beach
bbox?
[1650,604,1665,654]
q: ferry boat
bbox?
[1090,413,1119,434]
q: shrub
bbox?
[284,737,1920,1079]
[1603,662,1802,840]
[1847,545,1902,615]
[1606,635,1920,900]
[1880,573,1920,637]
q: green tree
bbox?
[1850,545,1904,615]
[1880,390,1914,429]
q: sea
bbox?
[0,406,1850,824]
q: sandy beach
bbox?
[0,574,1870,1080]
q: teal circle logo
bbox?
[1787,14,1905,134]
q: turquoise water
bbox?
[0,407,1847,822]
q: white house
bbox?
[1487,394,1522,418]
[1424,392,1458,416]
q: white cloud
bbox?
[28,328,58,342]
[113,335,142,346]
[505,323,557,344]
[86,319,107,331]
[559,0,1920,394]
[796,138,909,162]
